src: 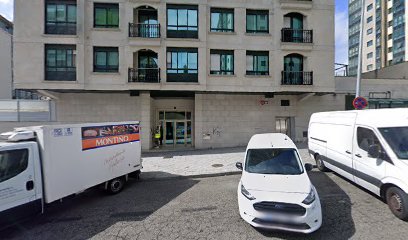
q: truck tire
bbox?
[386,187,408,221]
[315,154,328,172]
[107,177,125,194]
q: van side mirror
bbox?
[305,163,314,172]
[236,162,243,171]
[368,144,381,158]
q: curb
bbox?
[140,171,242,182]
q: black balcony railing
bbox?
[129,23,160,38]
[281,71,313,85]
[281,29,313,43]
[45,22,76,35]
[128,68,160,83]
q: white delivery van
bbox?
[308,109,408,221]
[0,121,142,228]
[237,133,322,233]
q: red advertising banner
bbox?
[81,124,140,151]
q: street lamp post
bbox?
[356,0,366,98]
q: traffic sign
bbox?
[353,97,368,110]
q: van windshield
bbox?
[379,127,408,160]
[245,148,304,175]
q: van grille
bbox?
[252,218,310,230]
[253,201,306,216]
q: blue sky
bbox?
[0,0,349,64]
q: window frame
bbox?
[93,47,119,73]
[166,4,199,38]
[93,3,119,28]
[0,149,29,184]
[45,44,76,81]
[210,49,234,75]
[45,0,77,35]
[166,47,198,82]
[210,8,234,32]
[246,9,269,34]
[246,51,269,75]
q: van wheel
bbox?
[107,177,125,195]
[315,155,328,172]
[386,187,408,221]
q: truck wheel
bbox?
[315,155,328,172]
[107,177,125,194]
[386,187,408,221]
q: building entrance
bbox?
[158,111,192,148]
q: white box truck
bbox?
[0,121,142,228]
[308,109,408,221]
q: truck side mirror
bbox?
[368,144,381,158]
[305,163,314,172]
[236,162,243,171]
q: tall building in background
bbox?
[348,0,407,75]
[0,14,13,99]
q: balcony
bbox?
[128,68,160,83]
[281,29,313,43]
[129,23,160,38]
[281,71,313,85]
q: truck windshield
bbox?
[379,127,408,160]
[245,148,303,175]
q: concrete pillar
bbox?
[140,91,151,150]
[194,93,204,149]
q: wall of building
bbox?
[0,28,12,99]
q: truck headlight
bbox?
[302,187,316,205]
[241,183,256,200]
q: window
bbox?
[367,16,373,23]
[210,8,234,32]
[94,3,119,28]
[357,127,380,153]
[379,127,408,159]
[45,44,76,81]
[388,7,392,14]
[281,100,290,106]
[367,64,373,71]
[210,50,234,75]
[0,149,29,183]
[246,51,269,75]
[388,47,393,53]
[367,40,373,47]
[367,28,373,34]
[166,48,198,82]
[167,5,198,38]
[45,1,76,35]
[388,20,393,27]
[388,33,393,40]
[93,47,119,72]
[367,52,373,58]
[367,3,373,11]
[246,10,269,33]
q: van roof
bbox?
[311,108,408,128]
[246,133,296,149]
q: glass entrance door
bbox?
[165,121,174,145]
[159,110,193,148]
[176,122,185,145]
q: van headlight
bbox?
[241,184,256,200]
[302,187,316,205]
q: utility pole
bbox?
[356,0,366,98]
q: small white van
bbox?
[237,133,322,233]
[308,109,408,221]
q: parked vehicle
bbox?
[0,122,142,228]
[236,133,322,233]
[308,109,408,221]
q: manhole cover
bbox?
[212,164,224,168]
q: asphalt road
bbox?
[1,170,408,240]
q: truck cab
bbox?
[0,141,43,228]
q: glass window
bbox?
[246,51,269,75]
[45,44,76,81]
[380,127,408,159]
[94,47,119,72]
[45,1,76,35]
[357,127,381,152]
[246,10,269,33]
[94,3,119,28]
[210,50,234,75]
[167,5,198,38]
[245,148,303,175]
[166,48,198,82]
[210,8,234,32]
[0,149,29,183]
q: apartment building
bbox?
[0,14,13,99]
[348,0,408,75]
[14,0,335,150]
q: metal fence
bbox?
[0,100,56,122]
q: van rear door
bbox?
[0,144,41,227]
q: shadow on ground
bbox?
[0,172,198,240]
[256,170,356,240]
[142,147,246,158]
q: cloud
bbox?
[0,0,13,21]
[335,9,349,64]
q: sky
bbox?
[0,0,349,64]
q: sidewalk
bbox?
[140,144,314,180]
